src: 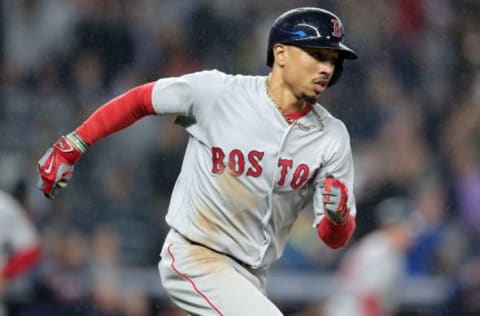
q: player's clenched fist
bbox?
[321,174,350,225]
[37,132,86,199]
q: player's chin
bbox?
[301,92,319,104]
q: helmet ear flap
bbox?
[328,58,344,87]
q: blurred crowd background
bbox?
[1,0,480,315]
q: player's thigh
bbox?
[159,241,282,316]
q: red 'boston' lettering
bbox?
[291,163,310,189]
[246,150,264,177]
[211,147,225,174]
[331,18,342,37]
[211,148,314,190]
[229,149,245,176]
[277,159,293,186]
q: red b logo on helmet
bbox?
[331,18,341,37]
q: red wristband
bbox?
[317,215,356,249]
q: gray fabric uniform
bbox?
[151,70,356,315]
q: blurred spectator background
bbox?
[1,0,480,315]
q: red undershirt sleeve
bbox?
[317,215,356,249]
[75,82,156,146]
[1,244,42,279]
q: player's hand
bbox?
[37,134,84,199]
[321,174,350,225]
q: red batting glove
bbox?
[321,174,350,225]
[37,134,85,199]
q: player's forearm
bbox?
[37,82,156,198]
[75,82,156,146]
[317,215,356,249]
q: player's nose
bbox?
[317,61,335,79]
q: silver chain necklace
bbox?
[265,78,324,131]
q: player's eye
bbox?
[310,51,338,65]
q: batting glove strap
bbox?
[66,131,88,153]
[321,176,350,225]
[37,135,83,199]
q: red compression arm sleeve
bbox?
[75,82,155,146]
[1,245,42,279]
[317,215,356,249]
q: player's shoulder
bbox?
[314,103,349,136]
[183,69,258,80]
[183,69,265,86]
[180,69,226,82]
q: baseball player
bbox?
[322,197,414,316]
[37,7,358,315]
[0,189,41,316]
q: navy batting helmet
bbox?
[267,7,358,86]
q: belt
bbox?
[174,230,253,270]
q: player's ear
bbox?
[272,43,287,67]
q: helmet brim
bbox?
[289,38,358,60]
[336,43,358,59]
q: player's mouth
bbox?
[313,79,329,93]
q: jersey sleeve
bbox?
[0,192,40,278]
[151,69,229,144]
[312,120,357,227]
[151,69,227,118]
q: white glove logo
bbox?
[44,158,55,174]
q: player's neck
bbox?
[266,74,306,113]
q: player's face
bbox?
[283,46,338,102]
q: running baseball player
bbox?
[37,7,358,315]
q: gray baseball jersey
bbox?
[151,69,356,269]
